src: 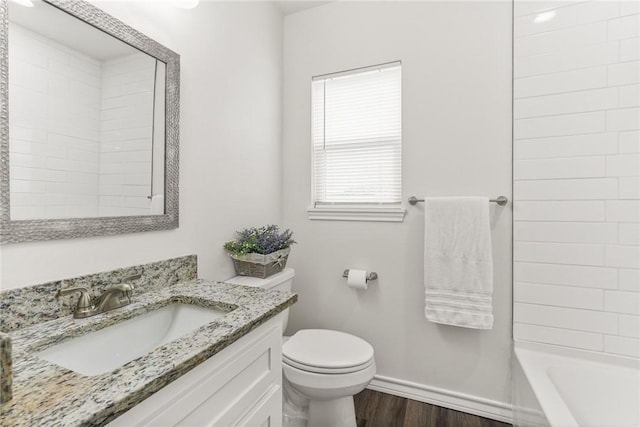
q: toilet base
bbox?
[308,396,357,427]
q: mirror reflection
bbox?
[8,0,166,219]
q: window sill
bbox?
[306,206,406,222]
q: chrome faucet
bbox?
[57,275,138,319]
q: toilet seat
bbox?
[283,329,374,374]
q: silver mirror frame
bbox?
[0,0,180,244]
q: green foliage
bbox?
[224,224,295,255]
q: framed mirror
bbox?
[0,0,179,243]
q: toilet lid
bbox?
[282,329,374,374]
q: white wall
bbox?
[283,1,513,409]
[513,0,640,359]
[0,1,283,290]
[9,23,102,220]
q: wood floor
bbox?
[354,389,512,427]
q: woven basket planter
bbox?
[227,247,290,279]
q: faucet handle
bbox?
[57,287,93,310]
[110,283,134,297]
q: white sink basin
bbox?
[36,303,230,376]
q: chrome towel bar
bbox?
[408,195,508,206]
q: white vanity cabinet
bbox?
[107,313,284,427]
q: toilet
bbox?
[224,268,376,427]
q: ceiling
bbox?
[9,0,140,61]
[273,1,333,15]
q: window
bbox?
[308,62,404,222]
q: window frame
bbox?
[307,61,406,222]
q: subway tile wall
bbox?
[8,25,156,219]
[514,1,640,358]
[9,24,101,219]
[98,54,155,216]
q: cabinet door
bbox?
[235,384,282,427]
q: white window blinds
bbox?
[312,62,402,206]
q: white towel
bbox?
[424,197,494,329]
[150,194,164,215]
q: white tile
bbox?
[10,192,65,207]
[608,14,640,40]
[98,185,123,196]
[607,200,640,222]
[605,245,640,268]
[66,205,99,218]
[620,177,640,199]
[10,180,46,194]
[515,157,606,179]
[620,85,640,108]
[66,194,99,207]
[100,152,124,164]
[514,1,618,37]
[607,154,640,176]
[120,139,153,152]
[123,127,153,140]
[515,282,604,310]
[609,61,640,86]
[620,223,640,245]
[604,335,640,357]
[123,162,152,175]
[514,88,618,119]
[99,175,124,186]
[9,125,46,144]
[514,20,605,57]
[605,290,640,314]
[123,150,152,163]
[515,66,607,98]
[98,196,125,207]
[514,302,618,334]
[619,269,640,291]
[620,0,640,15]
[619,131,640,153]
[514,323,603,351]
[514,133,618,159]
[516,112,605,139]
[43,205,70,219]
[123,196,151,209]
[100,163,124,175]
[515,178,617,200]
[619,314,640,338]
[515,221,618,244]
[607,108,640,131]
[121,185,150,197]
[67,172,98,186]
[10,153,46,169]
[10,166,67,183]
[515,241,605,265]
[10,205,45,220]
[68,149,99,164]
[515,42,618,78]
[620,38,640,62]
[514,200,605,221]
[513,1,585,18]
[514,261,617,289]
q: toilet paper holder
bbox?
[342,270,378,282]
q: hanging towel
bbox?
[150,194,164,215]
[424,197,494,329]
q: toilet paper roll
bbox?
[347,269,368,290]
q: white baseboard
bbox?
[368,375,513,424]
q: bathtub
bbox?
[514,341,640,427]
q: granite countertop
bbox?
[0,279,297,426]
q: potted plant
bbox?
[224,225,295,279]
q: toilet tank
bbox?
[224,268,294,332]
